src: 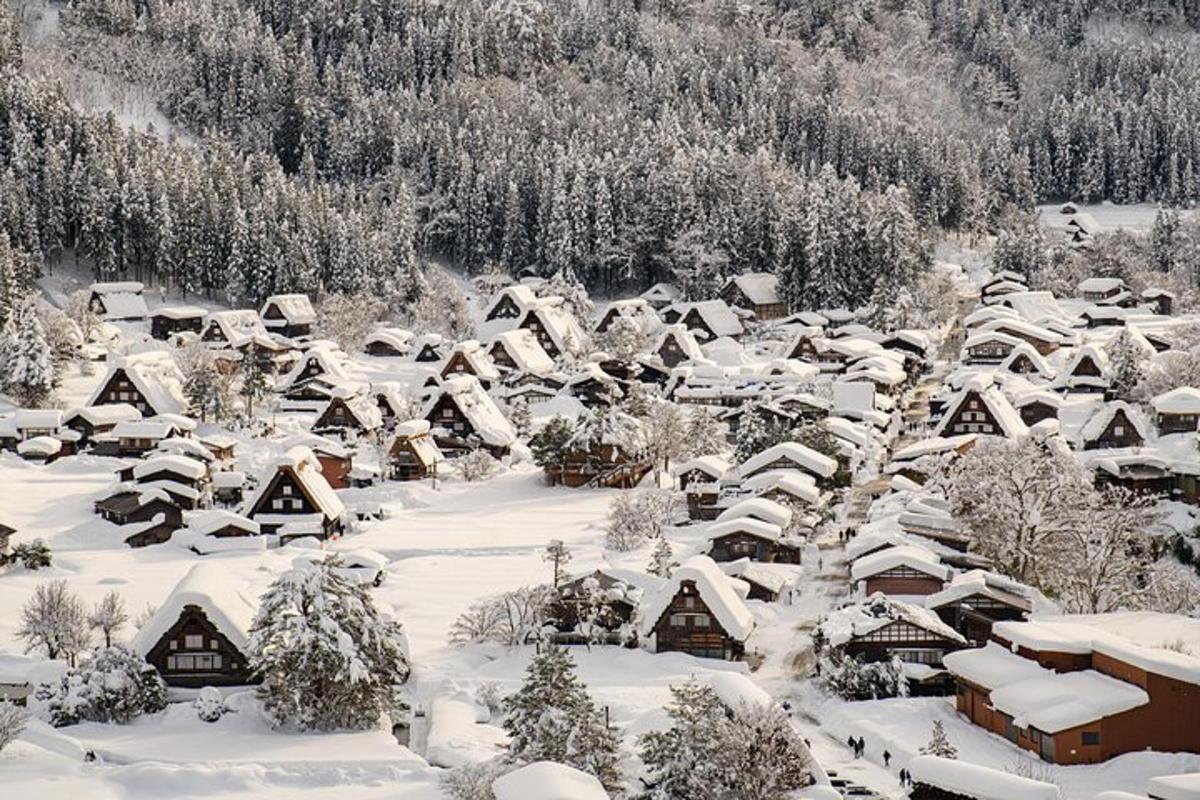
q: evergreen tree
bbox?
[240,343,275,418]
[920,719,958,759]
[4,295,55,406]
[647,537,677,578]
[529,415,576,484]
[684,409,727,459]
[502,645,622,792]
[249,558,411,731]
[638,681,736,800]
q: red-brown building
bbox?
[945,620,1200,764]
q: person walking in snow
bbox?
[857,737,866,757]
[883,749,891,767]
[847,735,856,753]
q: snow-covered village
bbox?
[4,1,1200,799]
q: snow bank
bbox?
[492,761,609,800]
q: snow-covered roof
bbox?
[491,329,556,375]
[715,497,793,528]
[243,446,346,522]
[1078,277,1125,294]
[365,327,413,353]
[18,436,61,456]
[205,309,271,348]
[964,330,1022,350]
[740,470,821,505]
[111,420,178,440]
[990,667,1149,733]
[819,593,965,647]
[527,303,587,356]
[279,345,352,388]
[933,380,1028,439]
[849,545,951,583]
[964,305,1019,328]
[261,293,316,326]
[186,509,260,536]
[641,282,682,303]
[725,272,781,306]
[1147,773,1200,800]
[983,316,1064,345]
[924,570,1032,613]
[705,517,784,543]
[906,756,1060,800]
[652,325,704,362]
[484,285,538,319]
[639,555,755,640]
[152,305,207,320]
[1153,387,1200,415]
[676,300,744,338]
[426,375,516,448]
[13,409,63,430]
[88,351,187,417]
[943,642,1048,690]
[739,441,838,480]
[672,455,730,481]
[999,342,1055,378]
[91,282,149,320]
[132,455,208,482]
[1079,401,1151,445]
[992,620,1096,654]
[719,558,790,596]
[890,434,977,462]
[65,404,142,427]
[131,563,258,657]
[492,762,609,800]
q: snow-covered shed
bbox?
[1153,387,1200,434]
[364,327,414,357]
[132,563,258,687]
[721,272,786,320]
[387,419,443,481]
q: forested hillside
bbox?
[3,0,1200,307]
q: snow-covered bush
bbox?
[816,652,907,701]
[458,448,499,482]
[0,701,27,752]
[475,682,503,721]
[448,586,551,647]
[249,557,411,731]
[194,687,228,723]
[440,758,507,800]
[38,645,167,727]
[10,539,51,570]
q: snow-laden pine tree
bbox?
[249,558,411,731]
[647,537,677,578]
[5,295,55,406]
[502,645,622,793]
[1105,328,1152,401]
[920,720,957,759]
[684,408,728,459]
[638,681,737,800]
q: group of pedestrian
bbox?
[846,735,866,758]
[898,767,912,786]
[844,736,907,787]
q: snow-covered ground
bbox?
[1036,202,1195,234]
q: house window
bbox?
[167,653,223,671]
[694,614,710,628]
[669,614,687,627]
[272,498,284,510]
[1112,426,1124,437]
[184,634,204,649]
[1082,731,1100,746]
[684,596,696,610]
[282,485,292,496]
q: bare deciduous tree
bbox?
[17,580,91,666]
